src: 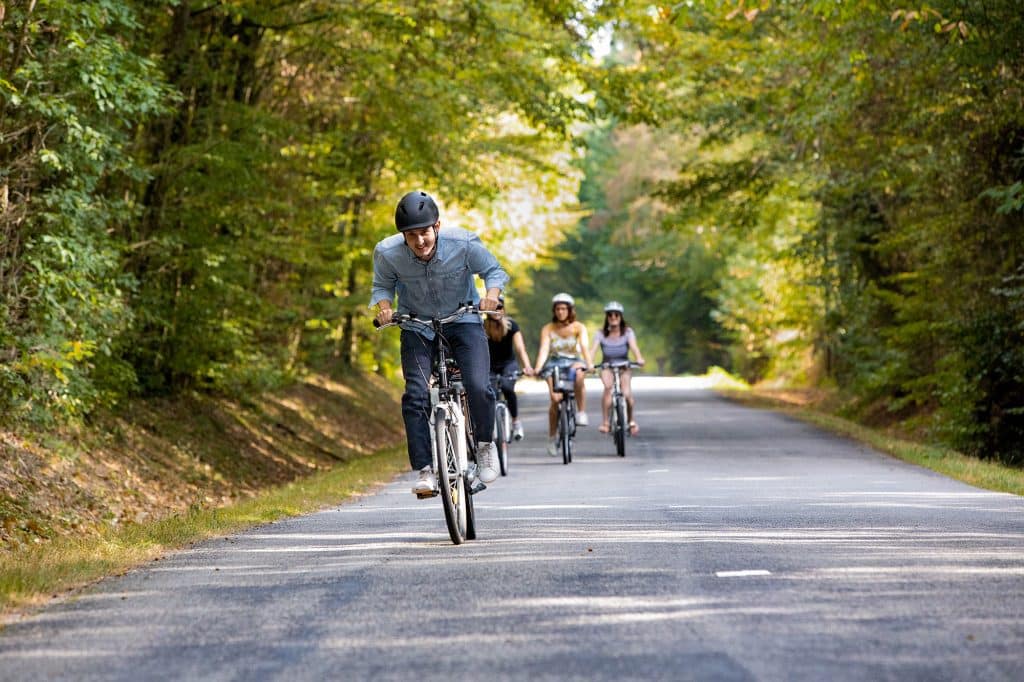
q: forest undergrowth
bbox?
[0,371,404,554]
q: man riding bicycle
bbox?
[370,190,508,495]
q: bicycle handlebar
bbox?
[373,304,481,330]
[594,361,643,371]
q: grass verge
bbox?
[718,389,1024,497]
[0,446,408,621]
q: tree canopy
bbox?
[2,1,1022,463]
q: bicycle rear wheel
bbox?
[614,397,627,457]
[495,402,509,476]
[434,406,467,545]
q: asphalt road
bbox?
[2,378,1023,681]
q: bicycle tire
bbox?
[434,406,466,545]
[559,402,571,465]
[495,403,509,476]
[503,401,513,443]
[462,396,477,539]
[464,472,477,540]
[614,397,627,457]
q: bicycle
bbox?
[489,370,522,477]
[540,362,578,465]
[375,305,481,545]
[596,361,641,457]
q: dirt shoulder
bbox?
[0,371,405,553]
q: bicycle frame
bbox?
[489,370,521,476]
[598,361,639,457]
[376,304,481,544]
[542,362,577,464]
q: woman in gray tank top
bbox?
[590,301,646,434]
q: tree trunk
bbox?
[338,197,365,366]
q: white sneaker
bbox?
[576,411,589,426]
[412,467,436,497]
[547,438,558,457]
[476,442,499,483]
[512,420,524,441]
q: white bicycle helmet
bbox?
[604,301,624,314]
[551,292,575,307]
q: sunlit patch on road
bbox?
[484,504,611,510]
[708,477,791,482]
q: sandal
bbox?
[629,422,639,435]
[598,423,610,433]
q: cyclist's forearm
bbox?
[533,352,548,373]
[629,339,645,364]
[534,335,550,373]
[513,334,531,370]
[480,287,502,310]
[373,300,394,326]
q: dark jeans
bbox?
[491,359,520,418]
[400,323,494,470]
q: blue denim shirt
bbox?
[370,226,509,339]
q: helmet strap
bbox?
[426,224,439,259]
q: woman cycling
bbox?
[590,301,645,435]
[484,299,535,440]
[533,292,593,456]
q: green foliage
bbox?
[1,0,171,420]
[533,0,1024,463]
[116,0,588,393]
[4,0,1022,467]
[2,0,591,423]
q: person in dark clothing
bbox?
[483,306,534,440]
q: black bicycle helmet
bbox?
[395,190,439,231]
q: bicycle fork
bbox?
[429,394,487,497]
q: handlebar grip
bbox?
[372,319,381,328]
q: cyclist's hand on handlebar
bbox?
[479,296,500,313]
[374,308,394,327]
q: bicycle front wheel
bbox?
[464,472,477,540]
[495,403,509,476]
[614,397,627,457]
[559,402,572,465]
[434,406,467,545]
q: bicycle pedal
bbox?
[469,481,487,495]
[416,490,439,499]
